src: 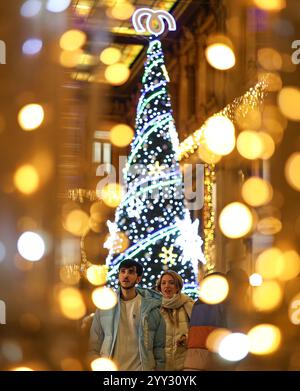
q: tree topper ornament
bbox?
[132,8,177,36]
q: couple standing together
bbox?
[89,259,194,371]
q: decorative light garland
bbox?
[178,80,268,160]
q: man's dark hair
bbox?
[118,259,144,277]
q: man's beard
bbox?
[120,279,138,290]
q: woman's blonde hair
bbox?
[156,270,183,293]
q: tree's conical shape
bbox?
[105,39,205,297]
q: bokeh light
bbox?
[100,47,121,65]
[197,143,222,164]
[46,0,71,13]
[110,1,134,20]
[257,217,282,235]
[253,0,286,12]
[206,328,231,352]
[258,132,276,159]
[249,273,263,287]
[59,50,83,68]
[205,35,235,70]
[60,30,86,52]
[203,115,235,155]
[257,48,282,71]
[12,366,33,371]
[1,340,23,362]
[105,63,130,86]
[199,274,229,304]
[288,293,300,325]
[262,105,287,144]
[20,0,42,18]
[58,287,86,320]
[86,265,108,286]
[91,357,118,371]
[279,251,300,281]
[17,231,45,261]
[235,106,262,130]
[285,153,300,191]
[256,247,285,279]
[219,202,253,238]
[92,286,117,310]
[110,124,134,147]
[237,130,264,160]
[100,183,123,208]
[22,38,43,55]
[63,209,89,237]
[278,87,300,121]
[242,177,273,207]
[252,280,283,312]
[218,333,249,361]
[248,324,281,355]
[18,104,44,131]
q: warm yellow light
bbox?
[256,247,285,279]
[279,251,300,281]
[203,116,235,156]
[60,30,86,51]
[258,72,282,92]
[257,217,282,235]
[237,130,264,160]
[105,63,130,86]
[197,144,222,164]
[92,286,118,310]
[14,165,39,195]
[100,183,123,208]
[253,0,286,11]
[86,265,108,286]
[110,124,134,147]
[249,273,263,287]
[91,357,118,371]
[205,38,235,70]
[257,48,282,71]
[248,324,281,355]
[90,202,105,223]
[60,50,83,68]
[219,202,253,238]
[252,281,283,312]
[58,287,86,320]
[288,293,300,325]
[199,275,229,304]
[63,209,90,236]
[18,104,44,131]
[218,333,249,362]
[100,47,121,65]
[12,367,34,371]
[242,177,273,207]
[285,153,300,191]
[235,106,262,130]
[110,1,134,20]
[206,328,231,352]
[278,87,300,121]
[258,132,275,159]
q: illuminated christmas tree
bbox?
[105,38,205,297]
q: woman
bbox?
[156,270,194,371]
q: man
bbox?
[89,259,165,371]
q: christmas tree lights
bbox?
[105,38,205,296]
